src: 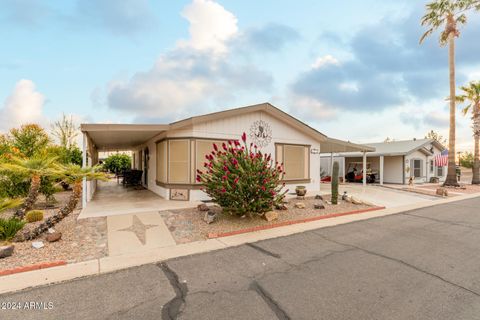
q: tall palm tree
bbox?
[456,81,480,184]
[18,164,107,241]
[0,155,58,219]
[420,0,478,186]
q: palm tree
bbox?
[456,81,480,184]
[0,155,58,219]
[420,0,478,186]
[0,198,22,213]
[18,164,107,241]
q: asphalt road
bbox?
[1,197,480,320]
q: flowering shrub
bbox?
[197,132,287,217]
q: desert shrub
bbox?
[25,210,44,223]
[0,172,29,198]
[0,218,25,242]
[103,154,131,174]
[459,152,474,169]
[197,133,286,217]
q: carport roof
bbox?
[336,138,445,157]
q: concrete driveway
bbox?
[1,197,480,319]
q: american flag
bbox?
[434,150,448,167]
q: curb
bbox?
[0,261,67,277]
[208,206,386,239]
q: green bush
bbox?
[0,218,25,242]
[459,152,474,169]
[25,210,44,223]
[197,133,286,217]
[103,154,131,174]
[0,172,29,198]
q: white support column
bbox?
[82,132,87,208]
[379,155,384,185]
[363,152,367,187]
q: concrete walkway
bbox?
[2,195,480,319]
[79,180,201,219]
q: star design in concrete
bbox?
[118,215,157,245]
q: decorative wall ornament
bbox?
[249,120,272,148]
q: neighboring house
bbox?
[321,138,447,185]
[81,103,373,203]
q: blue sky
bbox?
[1,0,479,151]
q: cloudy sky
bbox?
[1,0,479,150]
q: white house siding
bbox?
[139,110,322,201]
[405,150,429,183]
[383,156,404,184]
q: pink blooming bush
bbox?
[197,132,287,217]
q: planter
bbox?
[295,186,307,196]
[0,244,14,259]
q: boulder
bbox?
[436,188,448,197]
[263,211,278,222]
[203,211,217,224]
[294,202,306,209]
[197,203,210,211]
[46,232,62,243]
[350,196,363,205]
[314,203,325,210]
[209,206,223,215]
[0,244,14,259]
[315,194,324,200]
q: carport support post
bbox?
[379,155,384,185]
[82,132,87,208]
[363,152,367,187]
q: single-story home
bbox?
[320,138,447,185]
[80,103,374,205]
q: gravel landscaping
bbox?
[0,191,107,270]
[160,195,375,244]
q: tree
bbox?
[420,0,479,186]
[425,130,447,146]
[459,151,474,168]
[9,124,50,158]
[18,164,107,241]
[51,114,79,149]
[455,81,480,184]
[103,153,131,174]
[0,155,58,219]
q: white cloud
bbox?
[0,79,46,132]
[177,0,238,55]
[311,55,339,69]
[289,94,338,121]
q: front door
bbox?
[144,148,149,186]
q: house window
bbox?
[195,140,225,183]
[430,160,434,173]
[276,144,310,181]
[437,166,444,177]
[413,159,422,178]
[156,141,167,183]
[168,140,190,183]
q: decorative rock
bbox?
[209,206,223,215]
[48,228,56,234]
[46,232,62,242]
[344,196,352,203]
[326,200,332,205]
[296,196,305,200]
[0,244,14,259]
[197,203,210,211]
[275,203,288,210]
[315,194,323,200]
[263,211,278,222]
[32,241,44,249]
[294,202,306,209]
[203,211,217,224]
[351,196,363,205]
[314,203,325,209]
[436,188,448,197]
